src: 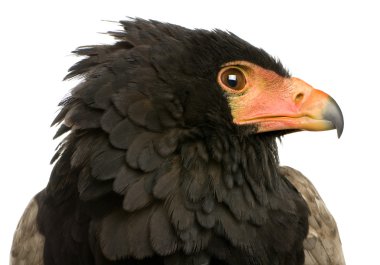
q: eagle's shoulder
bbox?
[279,166,346,265]
[10,192,45,265]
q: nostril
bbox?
[294,93,304,104]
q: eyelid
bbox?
[221,60,254,68]
[221,66,248,77]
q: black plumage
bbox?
[10,19,345,265]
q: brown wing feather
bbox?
[10,196,45,265]
[279,166,346,265]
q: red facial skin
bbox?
[218,61,343,136]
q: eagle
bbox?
[10,19,345,265]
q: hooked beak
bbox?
[227,66,344,137]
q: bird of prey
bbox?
[10,19,345,265]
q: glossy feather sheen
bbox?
[10,19,344,265]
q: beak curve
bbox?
[323,96,344,138]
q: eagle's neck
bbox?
[176,131,308,264]
[178,131,284,208]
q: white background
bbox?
[1,1,379,264]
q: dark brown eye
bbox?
[220,68,247,91]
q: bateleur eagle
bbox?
[10,19,345,265]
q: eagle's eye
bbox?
[219,67,247,92]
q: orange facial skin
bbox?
[218,61,344,137]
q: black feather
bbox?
[123,176,153,211]
[100,106,123,133]
[153,129,180,157]
[152,160,180,199]
[53,124,70,139]
[138,141,164,172]
[109,118,140,149]
[91,149,125,181]
[112,165,140,195]
[99,208,155,260]
[150,206,180,256]
[126,132,158,169]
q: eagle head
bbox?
[62,19,343,141]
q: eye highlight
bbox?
[219,67,247,92]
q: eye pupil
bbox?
[227,75,238,87]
